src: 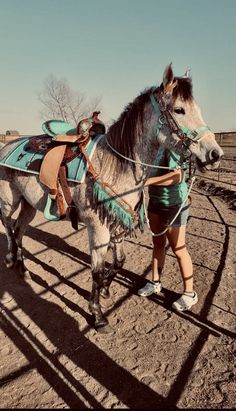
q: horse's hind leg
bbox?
[100,239,126,299]
[1,197,36,276]
[0,194,21,271]
[1,216,18,270]
[12,199,36,276]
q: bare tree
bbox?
[38,74,102,126]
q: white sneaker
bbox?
[138,281,162,297]
[172,292,198,312]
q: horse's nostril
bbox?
[211,149,220,161]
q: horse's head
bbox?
[106,64,223,175]
[152,63,223,171]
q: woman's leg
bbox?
[149,211,166,282]
[138,212,166,297]
[166,225,193,292]
[167,225,198,310]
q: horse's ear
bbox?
[163,63,174,88]
[162,63,177,95]
[183,67,191,78]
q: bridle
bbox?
[150,90,210,164]
[106,87,211,171]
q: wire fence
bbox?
[1,131,236,189]
[194,132,236,190]
[195,170,236,191]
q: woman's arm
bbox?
[144,168,183,187]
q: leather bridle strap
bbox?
[79,143,99,179]
[150,93,210,146]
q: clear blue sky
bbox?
[0,0,235,134]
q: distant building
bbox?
[6,130,20,136]
[4,130,20,143]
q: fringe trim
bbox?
[92,179,146,236]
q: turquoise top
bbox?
[148,147,188,207]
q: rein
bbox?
[106,91,210,171]
[103,88,204,237]
[79,87,207,237]
[105,136,175,170]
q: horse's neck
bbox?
[90,141,147,207]
[134,117,162,171]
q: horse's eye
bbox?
[174,107,185,115]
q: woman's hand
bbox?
[144,168,183,187]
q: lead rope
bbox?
[143,165,196,237]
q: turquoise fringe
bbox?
[93,179,146,235]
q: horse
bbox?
[0,64,223,333]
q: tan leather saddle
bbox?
[39,112,105,227]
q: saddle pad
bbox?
[42,120,77,137]
[0,134,103,183]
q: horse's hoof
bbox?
[95,324,115,334]
[5,256,15,268]
[5,261,15,269]
[100,288,110,298]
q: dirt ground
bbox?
[0,178,235,409]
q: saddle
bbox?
[39,112,105,227]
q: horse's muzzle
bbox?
[209,149,222,163]
[196,148,224,172]
[206,148,224,170]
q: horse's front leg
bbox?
[90,266,108,328]
[100,238,126,299]
[88,226,114,333]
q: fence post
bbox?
[218,133,222,181]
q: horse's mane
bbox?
[106,86,156,167]
[103,76,193,176]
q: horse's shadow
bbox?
[0,210,232,409]
[0,229,175,409]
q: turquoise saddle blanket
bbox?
[0,132,103,183]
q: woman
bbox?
[138,147,198,312]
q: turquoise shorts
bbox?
[147,198,190,228]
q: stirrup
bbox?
[44,194,61,221]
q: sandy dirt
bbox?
[0,179,235,409]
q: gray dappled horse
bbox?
[0,64,223,333]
